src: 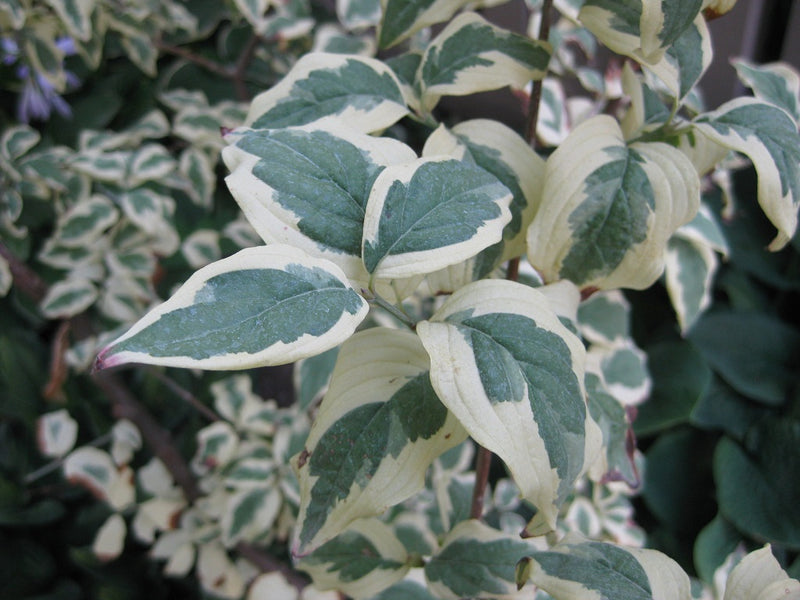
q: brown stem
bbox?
[147,367,221,422]
[232,33,262,102]
[154,39,234,79]
[469,445,493,519]
[524,0,555,147]
[236,542,308,591]
[0,241,48,302]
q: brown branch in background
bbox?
[469,445,493,520]
[154,39,233,78]
[232,33,263,102]
[43,321,71,402]
[0,241,48,302]
[524,0,555,147]
[3,242,302,588]
[147,367,221,422]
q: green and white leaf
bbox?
[117,188,175,235]
[312,24,376,57]
[220,487,282,546]
[197,542,245,599]
[110,419,141,466]
[192,421,239,475]
[664,234,717,334]
[579,0,702,67]
[416,279,601,535]
[538,78,571,146]
[526,115,700,291]
[337,0,382,30]
[63,447,135,511]
[127,144,176,187]
[0,256,11,297]
[362,156,512,280]
[243,53,408,132]
[1,124,40,161]
[40,277,98,318]
[96,245,368,371]
[179,146,216,209]
[733,59,800,121]
[298,519,410,599]
[181,229,221,269]
[71,150,129,181]
[223,120,416,285]
[293,327,466,554]
[120,28,158,77]
[586,341,651,406]
[377,0,467,49]
[425,520,535,599]
[45,0,95,41]
[52,195,118,247]
[693,98,800,250]
[526,533,692,600]
[577,290,631,347]
[37,409,79,458]
[619,63,672,139]
[723,544,800,600]
[423,119,545,275]
[418,12,551,113]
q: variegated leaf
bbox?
[40,277,98,318]
[197,542,245,599]
[53,195,118,247]
[733,59,800,121]
[95,245,368,371]
[422,119,545,277]
[0,0,25,28]
[619,63,672,140]
[416,279,600,535]
[377,0,467,49]
[120,29,158,77]
[579,0,702,66]
[723,544,800,600]
[220,487,282,546]
[1,124,40,160]
[693,98,800,249]
[45,0,95,41]
[577,290,631,347]
[127,144,176,187]
[362,156,512,280]
[63,447,135,511]
[292,328,466,554]
[526,534,692,599]
[223,120,416,284]
[526,115,700,291]
[418,12,551,113]
[0,256,11,297]
[664,234,717,333]
[181,229,221,269]
[243,53,408,132]
[179,146,216,209]
[232,0,269,25]
[337,0,382,30]
[37,409,79,458]
[117,188,174,235]
[425,520,534,599]
[71,150,129,181]
[297,519,410,599]
[587,342,650,406]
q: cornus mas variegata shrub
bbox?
[7,0,800,598]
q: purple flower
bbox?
[17,72,73,123]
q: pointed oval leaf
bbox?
[693,98,800,249]
[37,409,79,458]
[298,519,410,599]
[723,545,800,600]
[733,59,800,122]
[40,277,98,318]
[639,0,703,64]
[223,120,416,283]
[377,0,467,49]
[96,245,369,371]
[243,53,408,132]
[527,115,700,291]
[418,12,551,113]
[93,513,127,562]
[2,124,40,160]
[416,279,600,534]
[664,235,717,333]
[220,487,282,546]
[425,520,535,599]
[362,156,512,280]
[54,195,118,247]
[292,327,467,555]
[527,534,692,600]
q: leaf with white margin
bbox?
[693,98,800,250]
[416,279,601,536]
[191,421,239,475]
[110,419,141,466]
[210,374,263,425]
[117,188,174,235]
[664,235,717,333]
[723,544,800,600]
[579,0,702,66]
[220,487,282,546]
[95,245,368,371]
[52,195,118,247]
[587,341,651,406]
[63,447,135,511]
[577,290,632,347]
[337,0,382,30]
[179,146,216,209]
[362,156,512,281]
[292,327,467,555]
[181,229,221,269]
[526,115,700,291]
[297,519,410,599]
[526,533,692,600]
[223,120,416,285]
[40,277,98,318]
[377,0,467,49]
[425,519,535,599]
[0,256,11,297]
[733,59,800,121]
[644,14,712,102]
[197,542,245,600]
[37,409,79,458]
[423,119,546,277]
[619,63,672,140]
[127,144,176,187]
[1,124,40,160]
[93,513,126,562]
[243,53,408,133]
[418,12,551,113]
